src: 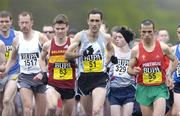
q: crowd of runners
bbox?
[0,8,180,116]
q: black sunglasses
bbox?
[43,31,54,34]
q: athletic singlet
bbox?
[137,41,166,86]
[173,44,180,82]
[48,37,75,89]
[110,47,135,87]
[0,29,19,74]
[164,56,170,70]
[78,31,106,73]
[18,31,41,74]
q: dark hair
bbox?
[177,24,180,29]
[141,19,155,30]
[53,14,69,25]
[88,8,103,20]
[111,26,120,33]
[0,11,12,20]
[68,28,77,35]
[18,11,33,21]
[115,26,134,44]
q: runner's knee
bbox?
[3,97,12,106]
[47,103,57,112]
[92,106,102,115]
[24,106,33,113]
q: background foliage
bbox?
[1,0,180,44]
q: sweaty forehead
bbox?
[140,24,153,31]
[0,16,11,20]
[54,23,67,28]
[159,31,168,36]
[43,26,53,31]
[19,15,31,21]
[88,14,101,20]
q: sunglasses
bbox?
[43,31,54,34]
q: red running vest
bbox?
[48,38,75,89]
[136,40,166,86]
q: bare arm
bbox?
[39,32,49,48]
[127,45,141,76]
[162,43,178,76]
[171,45,176,54]
[0,41,6,72]
[39,41,50,72]
[5,37,19,74]
[65,32,82,60]
[106,35,115,64]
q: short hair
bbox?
[141,19,155,30]
[115,26,134,44]
[0,10,12,20]
[157,29,169,35]
[111,26,120,33]
[177,24,180,29]
[18,11,33,21]
[88,8,103,20]
[53,14,69,25]
[68,28,77,35]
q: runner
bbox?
[108,26,135,116]
[65,8,115,116]
[157,29,174,116]
[4,11,48,116]
[127,19,178,116]
[0,10,20,116]
[42,24,63,116]
[39,14,76,116]
[171,24,180,116]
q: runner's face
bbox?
[177,27,180,40]
[0,16,12,33]
[18,15,33,33]
[157,30,169,43]
[114,32,127,47]
[87,14,102,33]
[140,24,154,43]
[53,23,68,39]
[43,26,54,40]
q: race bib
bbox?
[5,51,11,60]
[114,64,127,76]
[176,63,180,77]
[53,68,73,80]
[83,60,103,72]
[5,46,12,60]
[143,72,162,84]
[53,62,73,80]
[20,52,39,68]
[24,59,37,67]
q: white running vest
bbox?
[18,31,41,74]
[110,46,135,87]
[78,31,106,73]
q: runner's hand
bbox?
[33,73,43,80]
[33,72,48,85]
[166,77,174,90]
[83,45,94,57]
[110,55,118,64]
[133,67,141,75]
